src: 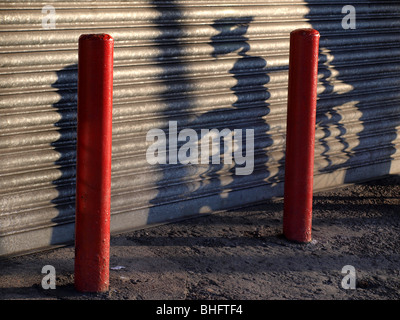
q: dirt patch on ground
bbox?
[1,175,400,300]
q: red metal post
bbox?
[75,34,114,292]
[283,29,320,243]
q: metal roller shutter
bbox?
[1,0,400,257]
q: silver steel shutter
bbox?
[1,0,400,257]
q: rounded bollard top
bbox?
[79,34,114,42]
[290,28,320,39]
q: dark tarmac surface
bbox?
[1,175,400,300]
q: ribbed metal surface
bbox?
[1,0,400,256]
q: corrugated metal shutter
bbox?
[1,0,400,257]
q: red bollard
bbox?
[75,34,114,292]
[283,29,320,243]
